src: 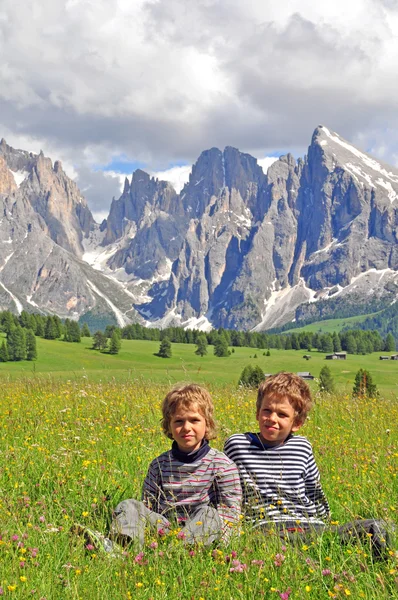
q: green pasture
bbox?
[1,336,398,395]
[282,314,373,334]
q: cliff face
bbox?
[0,140,140,324]
[0,139,95,257]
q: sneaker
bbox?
[71,524,124,558]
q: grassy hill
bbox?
[281,313,373,334]
[2,335,398,395]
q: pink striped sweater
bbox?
[142,447,242,526]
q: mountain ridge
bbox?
[1,126,398,331]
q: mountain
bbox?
[2,126,398,331]
[0,140,143,326]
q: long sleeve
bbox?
[214,459,242,524]
[142,458,163,514]
[304,451,331,520]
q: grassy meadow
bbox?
[1,336,398,395]
[0,374,397,599]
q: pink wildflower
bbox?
[134,552,144,563]
[274,553,286,567]
[230,559,247,573]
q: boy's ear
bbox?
[292,419,304,432]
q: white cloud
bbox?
[151,165,192,193]
[1,0,398,217]
[257,156,279,174]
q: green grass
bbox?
[2,336,398,395]
[0,380,397,599]
[282,314,373,334]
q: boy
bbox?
[224,371,329,530]
[108,383,242,547]
[224,372,393,556]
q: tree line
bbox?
[0,308,395,362]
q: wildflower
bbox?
[251,559,264,567]
[39,516,45,523]
[279,589,292,600]
[305,585,311,592]
[86,544,95,551]
[135,583,144,588]
[12,535,19,541]
[134,552,144,563]
[177,531,186,540]
[82,511,89,518]
[149,541,158,549]
[20,576,27,583]
[230,559,247,573]
[274,553,285,567]
[322,569,332,576]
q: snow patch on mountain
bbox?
[11,170,29,187]
[86,279,128,327]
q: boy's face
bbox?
[169,403,207,453]
[256,394,302,447]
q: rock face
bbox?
[122,127,398,330]
[2,126,398,330]
[0,139,95,256]
[0,140,142,325]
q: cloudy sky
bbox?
[1,0,398,221]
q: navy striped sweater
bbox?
[224,433,330,525]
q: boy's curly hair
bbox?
[161,383,217,440]
[256,371,313,424]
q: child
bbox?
[108,383,242,547]
[224,371,329,529]
[224,372,393,555]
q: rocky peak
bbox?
[0,156,17,195]
[103,168,181,245]
[182,147,224,217]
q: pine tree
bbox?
[319,366,335,393]
[109,331,121,354]
[1,311,15,335]
[81,323,91,337]
[345,334,357,354]
[69,321,81,343]
[34,316,45,337]
[26,329,37,361]
[92,331,108,351]
[384,332,396,352]
[352,369,378,398]
[158,337,172,358]
[332,332,342,352]
[213,335,229,357]
[320,334,334,353]
[195,335,208,356]
[239,364,265,387]
[7,326,26,361]
[239,365,253,386]
[44,316,58,340]
[0,340,9,362]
